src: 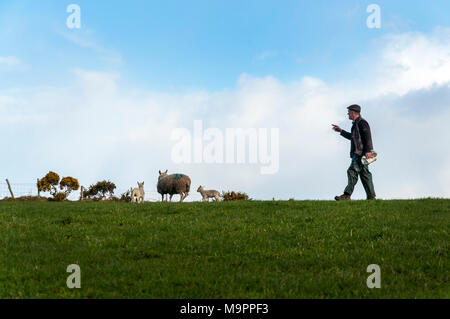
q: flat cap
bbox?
[347,104,361,113]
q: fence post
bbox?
[5,179,14,199]
[37,178,40,198]
[80,186,84,201]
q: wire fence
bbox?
[0,181,195,202]
[0,182,83,200]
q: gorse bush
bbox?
[83,180,116,200]
[222,191,249,201]
[52,192,68,202]
[37,171,60,196]
[60,177,80,195]
[37,171,79,201]
[120,189,132,202]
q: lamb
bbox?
[197,186,221,202]
[131,181,145,203]
[157,170,191,202]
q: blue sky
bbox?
[1,1,450,200]
[2,0,450,90]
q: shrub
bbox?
[82,186,97,199]
[222,191,249,201]
[83,180,116,200]
[51,192,68,202]
[37,171,79,201]
[120,189,132,202]
[37,171,60,196]
[60,176,80,196]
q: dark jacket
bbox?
[340,116,374,157]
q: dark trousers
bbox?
[344,154,376,199]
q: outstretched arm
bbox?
[332,124,351,140]
[340,130,352,140]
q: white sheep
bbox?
[131,181,145,203]
[197,186,221,202]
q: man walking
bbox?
[332,104,376,200]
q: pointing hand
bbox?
[331,124,342,133]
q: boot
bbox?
[335,193,351,201]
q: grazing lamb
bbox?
[157,170,191,202]
[131,181,145,203]
[197,186,221,202]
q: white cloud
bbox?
[374,28,450,95]
[1,28,450,200]
[343,27,450,99]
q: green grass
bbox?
[0,199,448,298]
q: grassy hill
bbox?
[0,199,448,298]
